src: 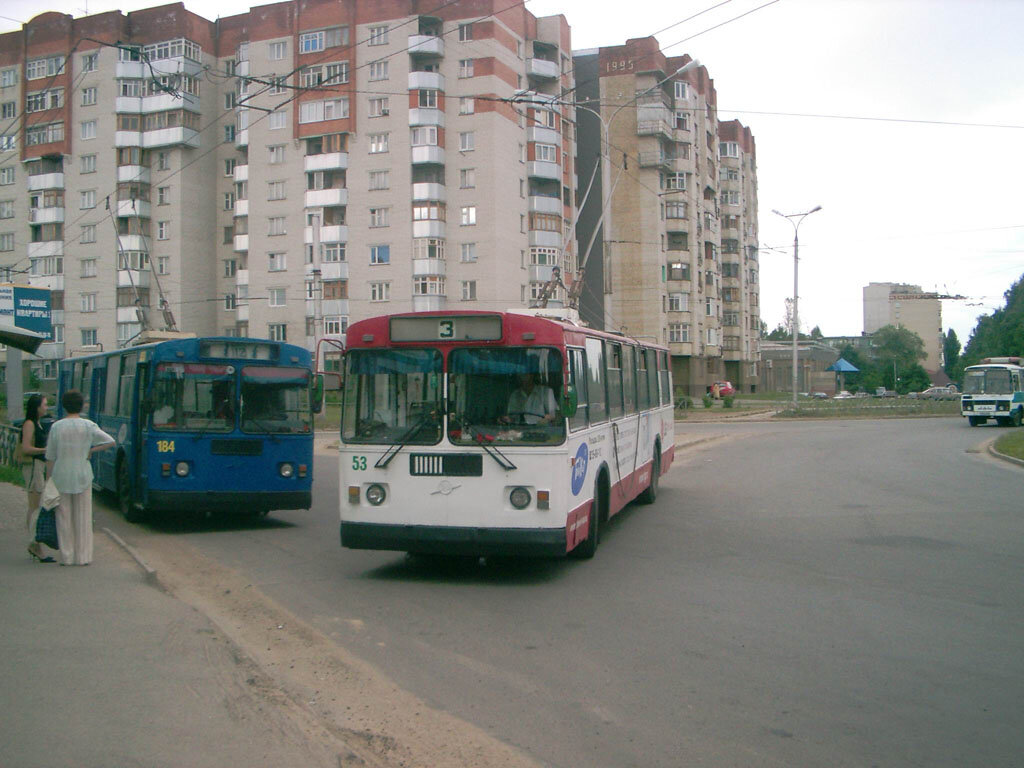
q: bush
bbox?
[675,396,693,410]
[702,394,714,409]
[723,395,735,409]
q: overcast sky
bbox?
[4,0,1021,345]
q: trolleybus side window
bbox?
[658,351,671,405]
[637,350,650,411]
[606,341,624,419]
[622,345,636,415]
[117,354,138,418]
[103,362,119,415]
[645,350,659,407]
[568,347,589,431]
[343,349,442,444]
[584,337,607,424]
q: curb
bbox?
[987,441,1024,468]
[102,527,164,590]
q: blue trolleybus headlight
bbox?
[510,486,532,509]
[366,484,387,506]
[279,462,294,478]
[175,461,190,477]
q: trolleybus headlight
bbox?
[510,486,532,509]
[174,461,190,477]
[366,483,387,506]
[279,462,294,478]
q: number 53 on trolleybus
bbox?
[58,336,320,521]
[339,311,675,558]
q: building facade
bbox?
[0,1,576,380]
[572,38,760,397]
[863,282,943,373]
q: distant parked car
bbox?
[833,390,854,399]
[708,381,736,398]
[811,391,829,399]
[919,386,957,400]
[874,387,897,398]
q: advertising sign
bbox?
[0,283,52,339]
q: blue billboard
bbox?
[0,284,53,339]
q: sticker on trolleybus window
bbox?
[571,443,588,496]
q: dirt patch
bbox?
[137,535,542,768]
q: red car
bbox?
[709,381,736,398]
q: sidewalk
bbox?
[0,481,344,768]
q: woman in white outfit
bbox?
[44,389,115,566]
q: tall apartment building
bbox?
[573,38,760,396]
[0,1,576,380]
[863,282,943,373]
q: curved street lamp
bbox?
[772,206,822,409]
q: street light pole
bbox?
[772,206,822,410]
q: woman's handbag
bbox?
[35,478,60,550]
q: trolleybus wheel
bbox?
[1012,409,1022,428]
[638,448,660,505]
[968,416,982,427]
[118,459,144,523]
[571,482,602,560]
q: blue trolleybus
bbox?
[57,336,315,520]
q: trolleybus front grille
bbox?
[409,453,483,477]
[211,439,264,456]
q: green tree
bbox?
[872,324,926,371]
[943,328,962,381]
[809,325,823,339]
[961,273,1024,365]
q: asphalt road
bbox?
[103,418,1024,767]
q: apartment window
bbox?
[324,316,347,335]
[268,287,286,307]
[224,159,236,177]
[224,125,236,143]
[458,23,473,41]
[158,256,169,275]
[665,201,687,219]
[268,217,286,236]
[26,56,65,80]
[80,224,96,243]
[723,311,740,327]
[369,207,389,227]
[0,201,13,219]
[369,97,389,117]
[261,251,286,273]
[323,243,345,262]
[81,120,97,140]
[299,30,325,53]
[268,323,287,341]
[81,259,97,278]
[668,261,690,281]
[459,97,475,115]
[322,279,347,300]
[667,232,688,251]
[460,206,476,226]
[460,168,475,188]
[460,242,477,262]
[674,81,689,100]
[368,26,388,45]
[157,152,170,170]
[0,167,12,185]
[719,141,740,158]
[368,60,388,81]
[268,144,285,164]
[413,276,445,296]
[0,233,14,251]
[668,323,689,343]
[81,87,97,106]
[663,172,686,191]
[325,62,349,85]
[81,329,98,346]
[152,221,168,240]
[459,131,475,151]
[0,136,14,151]
[79,190,96,209]
[369,281,390,301]
[706,328,718,346]
[224,259,237,277]
[410,126,438,146]
[458,59,474,78]
[535,143,558,163]
[269,41,287,60]
[224,91,236,109]
[82,52,98,72]
[368,170,389,190]
[223,192,236,210]
[722,190,740,205]
[268,110,287,130]
[530,247,558,266]
[153,186,169,205]
[418,89,438,108]
[267,181,286,200]
[1,68,17,87]
[80,293,97,312]
[368,133,389,153]
[412,238,445,260]
[725,167,739,181]
[298,97,349,123]
[52,325,64,344]
[668,292,689,312]
[369,245,390,265]
[412,202,445,221]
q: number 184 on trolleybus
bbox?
[339,311,675,558]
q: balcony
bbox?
[529,230,561,248]
[408,71,445,91]
[27,241,63,258]
[234,199,248,217]
[233,164,248,183]
[141,92,200,114]
[638,151,670,169]
[528,195,561,214]
[527,160,560,180]
[412,220,445,239]
[235,303,249,322]
[235,60,250,77]
[27,173,64,191]
[117,165,150,184]
[119,235,147,252]
[411,145,445,165]
[304,225,347,245]
[115,131,142,148]
[27,274,63,291]
[143,127,200,148]
[116,61,146,79]
[307,261,348,280]
[412,182,445,202]
[526,58,559,79]
[304,188,348,208]
[304,152,348,172]
[529,264,556,283]
[527,126,560,145]
[409,108,444,127]
[233,234,249,252]
[637,119,673,139]
[668,341,694,356]
[29,207,64,224]
[235,129,249,148]
[413,295,446,312]
[408,34,444,56]
[117,269,150,288]
[235,269,248,286]
[412,258,446,277]
[320,299,349,317]
[116,199,151,219]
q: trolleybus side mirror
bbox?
[562,384,579,418]
[312,372,342,414]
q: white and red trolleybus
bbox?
[338,310,675,558]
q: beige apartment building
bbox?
[0,0,576,380]
[572,38,760,396]
[863,282,943,373]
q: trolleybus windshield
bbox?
[963,368,1012,394]
[342,349,443,444]
[240,366,312,434]
[448,347,565,446]
[151,363,235,431]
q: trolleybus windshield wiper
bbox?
[375,409,440,468]
[472,432,517,471]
